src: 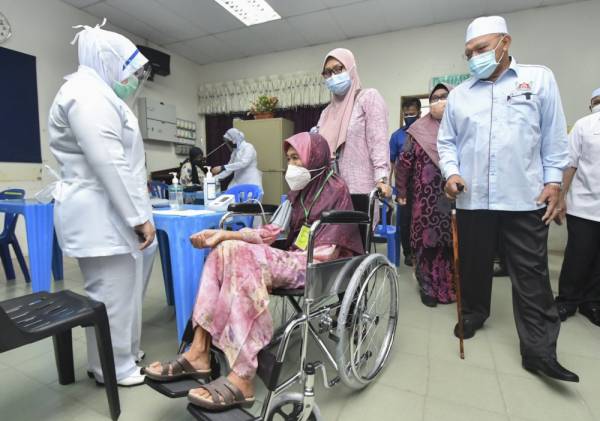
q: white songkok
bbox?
[591,88,600,99]
[466,16,508,43]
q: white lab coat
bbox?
[215,140,263,188]
[48,64,155,381]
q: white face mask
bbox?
[285,165,312,191]
[285,165,326,191]
[591,104,600,114]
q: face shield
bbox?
[113,45,151,108]
[124,63,151,108]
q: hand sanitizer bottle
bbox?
[168,172,183,209]
[203,166,217,204]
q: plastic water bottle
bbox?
[168,172,183,209]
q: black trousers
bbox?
[457,209,559,358]
[398,202,412,257]
[557,214,600,310]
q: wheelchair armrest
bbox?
[226,203,279,214]
[320,210,370,224]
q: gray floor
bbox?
[1,249,599,421]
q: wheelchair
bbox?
[146,189,399,421]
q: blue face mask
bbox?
[404,115,418,128]
[468,36,506,80]
[325,71,352,96]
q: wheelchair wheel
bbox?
[335,253,398,390]
[266,393,322,421]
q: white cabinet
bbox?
[138,97,177,143]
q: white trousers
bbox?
[77,241,157,381]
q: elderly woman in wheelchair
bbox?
[145,132,399,419]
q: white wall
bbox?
[0,0,203,253]
[196,0,600,131]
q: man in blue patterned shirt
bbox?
[438,16,577,382]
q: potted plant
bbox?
[248,95,278,119]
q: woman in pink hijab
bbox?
[317,48,391,197]
[396,83,455,307]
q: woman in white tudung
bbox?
[211,128,263,189]
[48,20,157,386]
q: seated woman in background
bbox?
[396,83,456,307]
[144,132,363,411]
[179,146,206,186]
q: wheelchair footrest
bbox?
[145,377,207,398]
[187,403,255,421]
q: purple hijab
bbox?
[406,83,453,168]
[284,133,364,256]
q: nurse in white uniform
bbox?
[48,20,157,386]
[211,128,263,189]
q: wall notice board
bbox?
[0,47,42,164]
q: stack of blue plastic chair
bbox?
[149,180,168,199]
[0,189,31,282]
[223,184,263,230]
[374,200,399,266]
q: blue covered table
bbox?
[0,199,54,291]
[152,205,225,340]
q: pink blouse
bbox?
[318,88,390,194]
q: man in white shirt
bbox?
[555,88,600,326]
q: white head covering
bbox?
[224,128,246,146]
[466,16,508,43]
[592,88,600,99]
[70,19,148,86]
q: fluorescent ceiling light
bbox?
[214,0,281,26]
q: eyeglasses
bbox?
[464,35,505,60]
[321,64,345,78]
[430,94,448,104]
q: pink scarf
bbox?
[318,48,362,157]
[406,83,453,168]
[406,114,442,168]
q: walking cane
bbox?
[451,184,465,359]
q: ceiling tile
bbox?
[322,0,367,7]
[84,2,178,45]
[213,27,272,57]
[483,0,542,14]
[540,0,579,5]
[429,0,485,24]
[267,0,326,17]
[189,35,244,62]
[377,0,434,32]
[106,0,207,41]
[154,0,245,34]
[62,0,103,8]
[247,20,308,52]
[286,9,347,46]
[330,0,390,38]
[165,40,214,65]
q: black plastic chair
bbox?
[0,290,120,420]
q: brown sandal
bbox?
[188,377,255,411]
[144,355,211,382]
